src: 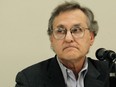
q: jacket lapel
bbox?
[45,57,66,87]
[44,57,109,87]
[85,59,108,87]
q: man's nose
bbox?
[64,31,74,42]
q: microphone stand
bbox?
[95,48,116,87]
[108,59,116,87]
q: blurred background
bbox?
[0,0,116,87]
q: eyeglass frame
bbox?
[51,24,89,40]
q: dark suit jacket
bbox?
[15,56,109,87]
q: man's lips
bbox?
[63,46,78,51]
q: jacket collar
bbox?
[47,56,66,87]
[84,58,108,87]
[45,56,109,87]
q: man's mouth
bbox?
[63,46,78,51]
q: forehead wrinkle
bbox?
[53,9,88,29]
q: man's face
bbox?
[50,9,94,62]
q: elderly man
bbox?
[15,1,109,87]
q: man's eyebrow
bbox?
[72,24,81,27]
[56,25,65,28]
[55,23,81,29]
[58,24,81,27]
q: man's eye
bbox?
[56,29,65,34]
[71,27,82,33]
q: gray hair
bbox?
[47,1,99,37]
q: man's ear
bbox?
[49,35,55,52]
[49,35,53,42]
[90,32,95,46]
[49,35,54,48]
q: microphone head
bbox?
[106,50,116,61]
[95,48,106,61]
[96,48,116,61]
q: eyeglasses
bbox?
[52,25,89,40]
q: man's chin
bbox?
[61,54,80,61]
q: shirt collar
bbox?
[57,56,88,82]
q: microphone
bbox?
[96,48,116,84]
[96,48,116,61]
